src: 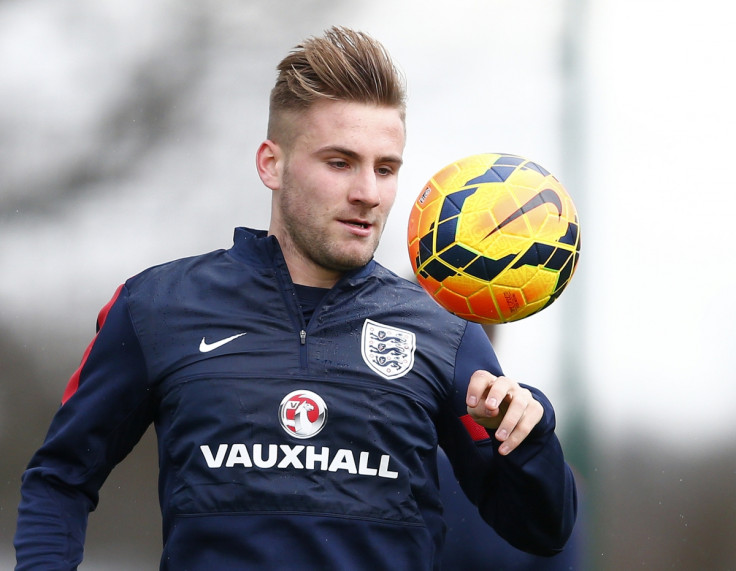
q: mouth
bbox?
[340,219,374,235]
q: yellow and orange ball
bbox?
[408,153,581,324]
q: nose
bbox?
[349,169,381,208]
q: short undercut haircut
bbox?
[268,26,406,146]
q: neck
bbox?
[272,234,343,288]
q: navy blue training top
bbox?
[15,227,577,570]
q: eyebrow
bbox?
[317,145,404,167]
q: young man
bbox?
[15,27,577,570]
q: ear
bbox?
[256,140,283,190]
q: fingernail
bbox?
[488,398,497,409]
[497,429,508,440]
[468,395,478,407]
[499,444,510,455]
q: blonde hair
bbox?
[268,26,406,145]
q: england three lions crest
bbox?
[361,319,416,380]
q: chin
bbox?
[327,251,374,272]
[328,242,376,268]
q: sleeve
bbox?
[14,284,156,570]
[437,322,578,556]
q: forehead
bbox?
[292,100,406,156]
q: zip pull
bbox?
[300,329,307,345]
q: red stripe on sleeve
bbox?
[459,414,491,442]
[61,284,125,405]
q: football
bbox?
[407,153,581,324]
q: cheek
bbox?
[296,170,342,207]
[380,185,398,212]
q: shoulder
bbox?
[124,227,271,298]
[367,262,470,336]
[368,264,501,363]
[121,248,237,320]
[367,263,430,298]
[127,249,226,290]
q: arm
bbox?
[14,285,155,570]
[439,323,577,556]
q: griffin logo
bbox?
[279,390,328,439]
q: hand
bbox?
[466,370,543,456]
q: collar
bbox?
[228,227,377,283]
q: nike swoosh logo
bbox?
[483,189,563,240]
[199,332,247,353]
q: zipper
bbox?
[298,326,307,369]
[269,238,315,371]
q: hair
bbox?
[267,26,406,146]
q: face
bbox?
[259,100,405,287]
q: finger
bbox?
[493,392,521,439]
[466,370,496,409]
[483,376,513,414]
[496,397,544,455]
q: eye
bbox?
[376,165,397,177]
[329,159,350,170]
